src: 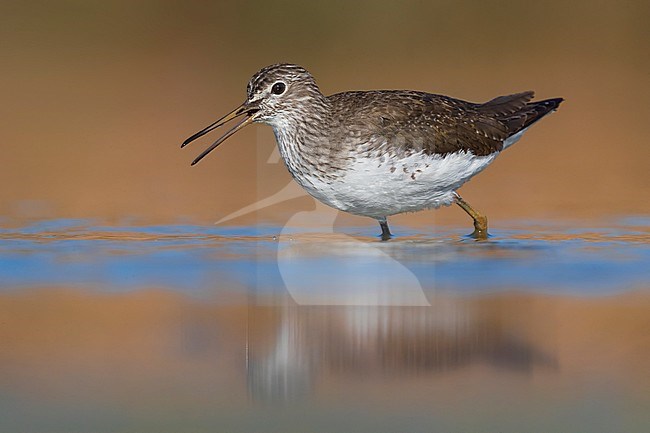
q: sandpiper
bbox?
[182,64,563,240]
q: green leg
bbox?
[454,193,488,239]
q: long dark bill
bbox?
[190,115,255,166]
[181,103,247,148]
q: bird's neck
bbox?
[271,97,344,183]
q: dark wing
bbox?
[329,90,561,157]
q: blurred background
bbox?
[1,2,650,432]
[1,0,648,227]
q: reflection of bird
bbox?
[183,64,562,240]
[247,302,557,402]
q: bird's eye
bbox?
[271,82,286,95]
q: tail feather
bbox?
[504,97,564,136]
[480,91,535,116]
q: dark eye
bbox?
[271,82,286,95]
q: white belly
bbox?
[299,150,497,219]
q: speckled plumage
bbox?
[183,63,563,239]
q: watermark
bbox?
[214,127,432,307]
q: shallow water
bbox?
[1,218,649,432]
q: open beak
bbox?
[181,101,259,166]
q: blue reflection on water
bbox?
[0,219,648,296]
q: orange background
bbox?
[1,1,649,227]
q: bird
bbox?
[181,64,563,240]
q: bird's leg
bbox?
[454,193,488,239]
[378,217,392,241]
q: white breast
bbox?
[296,150,498,219]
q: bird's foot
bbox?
[378,218,392,241]
[468,215,489,240]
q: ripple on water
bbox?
[0,218,648,296]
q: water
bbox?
[1,218,649,432]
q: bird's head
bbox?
[182,64,324,166]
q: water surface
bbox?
[0,218,649,432]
